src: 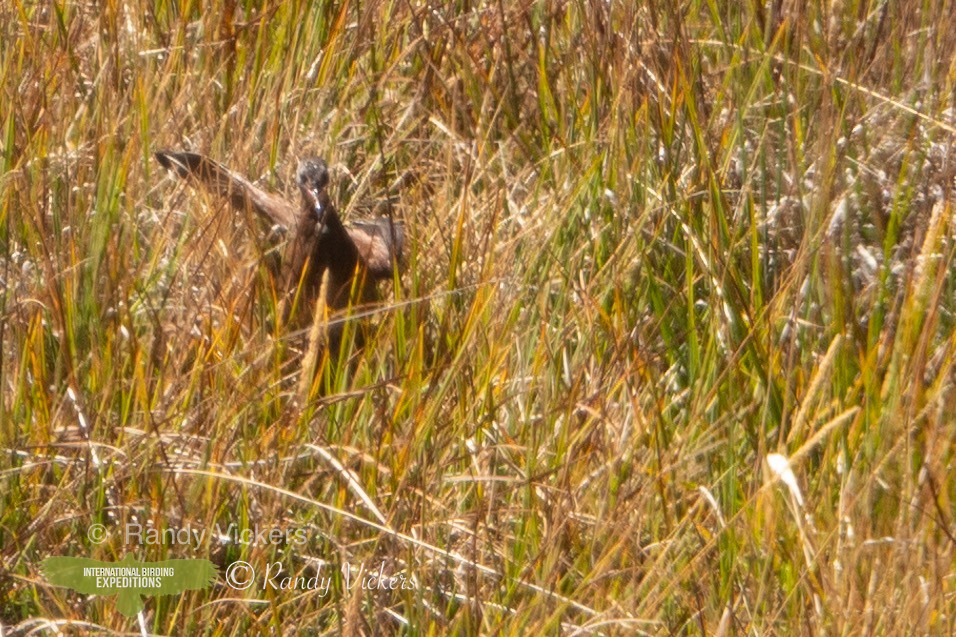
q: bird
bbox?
[154,151,404,342]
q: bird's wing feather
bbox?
[155,150,299,229]
[347,219,405,279]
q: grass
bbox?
[2,0,956,634]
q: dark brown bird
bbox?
[154,150,403,334]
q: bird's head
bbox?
[296,157,330,223]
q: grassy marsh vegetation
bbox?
[2,1,956,634]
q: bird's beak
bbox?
[301,186,328,227]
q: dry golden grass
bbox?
[2,1,956,634]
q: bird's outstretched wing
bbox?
[347,219,405,279]
[155,150,298,228]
